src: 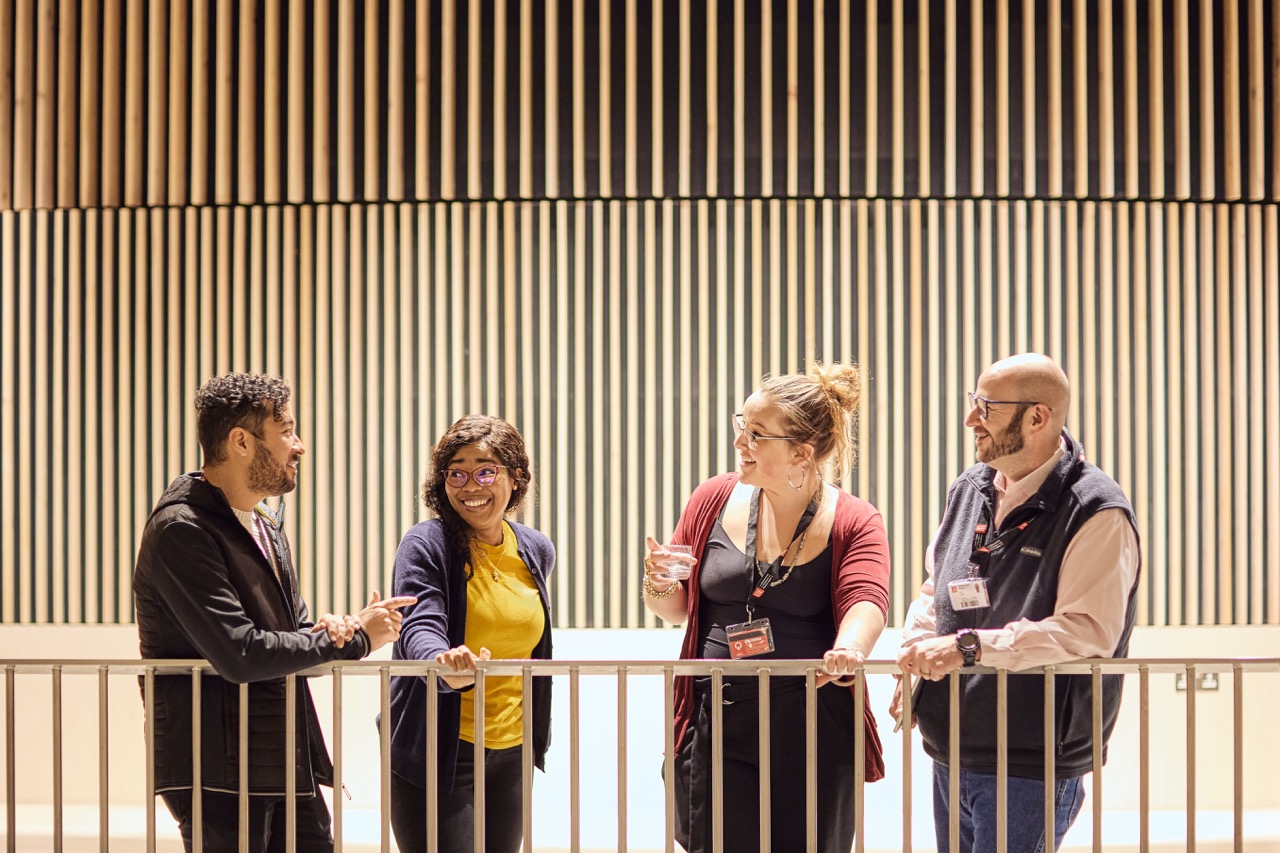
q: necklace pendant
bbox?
[491,568,500,581]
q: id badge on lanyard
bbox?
[950,514,1035,612]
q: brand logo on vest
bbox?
[1020,546,1043,557]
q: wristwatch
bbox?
[956,629,980,667]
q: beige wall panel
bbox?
[122,0,145,206]
[213,0,233,204]
[237,0,257,203]
[263,0,282,202]
[758,2,770,196]
[0,2,13,209]
[919,0,932,197]
[864,0,877,197]
[337,0,356,201]
[488,2,507,199]
[1267,206,1280,619]
[146,0,168,206]
[367,0,383,201]
[313,0,331,201]
[189,0,210,205]
[54,0,79,209]
[11,1,32,209]
[3,213,17,620]
[1149,1,1166,199]
[1099,0,1115,197]
[167,0,190,205]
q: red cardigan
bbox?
[670,472,890,782]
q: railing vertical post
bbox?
[191,668,202,853]
[98,665,109,853]
[332,666,344,851]
[379,665,391,853]
[710,666,724,853]
[1092,665,1103,852]
[1186,663,1196,853]
[1043,666,1055,853]
[806,667,818,853]
[239,682,249,853]
[5,665,13,853]
[901,674,913,853]
[616,665,627,853]
[52,665,62,853]
[475,665,487,853]
[568,665,579,853]
[285,674,297,853]
[663,666,676,853]
[853,665,866,853]
[996,668,1007,853]
[144,666,155,853]
[1139,664,1149,853]
[425,668,438,853]
[949,671,960,853]
[758,668,771,853]
[1233,662,1243,853]
[523,665,535,852]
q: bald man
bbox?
[893,354,1141,853]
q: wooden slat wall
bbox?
[0,2,1277,628]
[0,199,1276,627]
[0,2,1274,207]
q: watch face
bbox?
[958,632,979,651]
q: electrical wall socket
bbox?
[1174,672,1220,691]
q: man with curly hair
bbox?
[134,373,414,852]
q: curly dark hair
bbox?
[194,373,292,465]
[422,415,533,566]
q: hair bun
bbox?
[810,361,862,414]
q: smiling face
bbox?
[964,373,1032,468]
[733,391,807,490]
[246,404,305,496]
[442,441,515,545]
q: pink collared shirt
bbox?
[902,441,1140,671]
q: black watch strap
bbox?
[956,630,980,667]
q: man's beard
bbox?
[979,406,1028,463]
[248,443,297,495]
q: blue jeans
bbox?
[932,763,1085,853]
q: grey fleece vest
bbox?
[915,431,1141,779]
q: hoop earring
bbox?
[787,463,807,491]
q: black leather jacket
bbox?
[133,473,368,795]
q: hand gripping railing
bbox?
[2,657,1278,853]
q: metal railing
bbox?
[2,657,1278,852]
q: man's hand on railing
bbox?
[435,644,492,690]
[311,613,363,648]
[357,591,419,652]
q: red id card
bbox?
[725,618,776,659]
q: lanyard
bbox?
[967,507,1038,577]
[744,488,820,618]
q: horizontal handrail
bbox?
[2,656,1279,677]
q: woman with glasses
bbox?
[385,415,554,853]
[643,362,891,853]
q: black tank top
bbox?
[697,518,835,663]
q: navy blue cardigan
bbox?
[386,518,555,791]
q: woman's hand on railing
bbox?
[816,644,865,688]
[435,644,493,689]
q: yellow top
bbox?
[458,521,545,747]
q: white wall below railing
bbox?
[2,624,1279,851]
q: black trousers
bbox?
[675,680,858,853]
[160,787,333,852]
[390,740,526,853]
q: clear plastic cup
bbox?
[657,544,694,581]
